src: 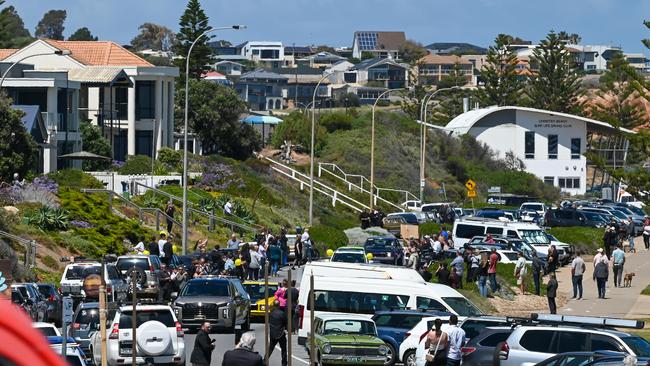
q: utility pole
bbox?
[131,266,137,366]
[309,271,315,365]
[293,43,298,108]
[287,270,293,366]
[99,260,108,366]
[264,265,269,365]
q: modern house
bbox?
[351,31,406,60]
[235,69,288,111]
[269,67,331,107]
[351,57,408,89]
[214,60,244,76]
[417,54,473,86]
[444,106,632,195]
[0,61,81,171]
[214,41,286,67]
[297,51,346,68]
[1,39,179,162]
[425,42,487,55]
[624,53,649,71]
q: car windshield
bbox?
[395,214,418,224]
[36,326,58,337]
[65,265,101,280]
[75,307,99,326]
[180,281,230,297]
[583,212,606,221]
[331,252,366,263]
[116,258,149,272]
[243,283,278,301]
[521,204,543,211]
[610,210,628,220]
[502,252,519,261]
[625,206,645,216]
[37,285,55,298]
[442,297,483,317]
[365,238,395,249]
[118,310,175,328]
[520,230,550,244]
[323,320,377,336]
[621,336,650,358]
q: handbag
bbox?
[425,331,445,362]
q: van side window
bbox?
[486,227,503,235]
[310,290,409,314]
[455,224,485,239]
[506,230,518,238]
[590,334,624,352]
[556,331,588,353]
[520,330,555,353]
[416,297,447,312]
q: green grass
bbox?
[641,284,650,296]
[547,226,603,254]
[629,329,650,341]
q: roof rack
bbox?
[530,313,644,330]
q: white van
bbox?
[452,217,544,248]
[519,202,547,216]
[299,262,424,283]
[296,277,482,345]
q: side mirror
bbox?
[171,292,178,300]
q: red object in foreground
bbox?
[0,297,68,366]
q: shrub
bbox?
[13,184,59,208]
[42,255,59,270]
[310,225,349,250]
[547,227,603,254]
[48,170,104,189]
[25,206,70,231]
[271,111,327,152]
[319,112,354,133]
[119,155,168,175]
[157,147,183,172]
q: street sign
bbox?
[488,186,501,193]
[467,190,477,198]
[62,296,73,324]
[465,179,476,191]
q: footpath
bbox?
[557,236,650,319]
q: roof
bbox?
[445,106,635,135]
[353,31,406,51]
[353,57,406,71]
[373,309,452,316]
[201,71,226,79]
[419,54,472,65]
[299,51,346,63]
[425,42,487,54]
[43,39,153,67]
[67,67,132,86]
[0,49,18,60]
[285,45,313,54]
[316,313,376,322]
[239,68,288,81]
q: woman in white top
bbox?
[514,252,528,295]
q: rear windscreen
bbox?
[119,310,175,328]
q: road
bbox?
[558,237,650,318]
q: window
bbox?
[310,290,409,314]
[544,176,555,185]
[115,87,128,120]
[520,330,556,352]
[571,138,581,159]
[547,134,558,159]
[479,332,512,347]
[590,334,624,352]
[557,331,588,353]
[135,81,155,119]
[558,178,580,189]
[374,314,424,330]
[525,131,535,159]
[486,227,504,235]
[416,297,447,312]
[441,297,483,316]
[119,310,175,328]
[454,224,485,239]
[506,230,518,238]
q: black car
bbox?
[535,350,650,366]
[364,237,404,265]
[461,327,513,366]
[12,283,49,322]
[546,209,607,228]
[172,277,251,333]
[460,316,511,342]
[37,284,62,326]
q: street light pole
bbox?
[182,24,245,255]
[418,86,460,203]
[370,87,405,208]
[308,72,332,226]
[0,50,70,88]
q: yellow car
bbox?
[243,281,280,319]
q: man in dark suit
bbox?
[162,239,173,266]
[268,300,288,366]
[190,321,214,366]
[222,331,264,366]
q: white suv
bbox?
[499,325,650,365]
[90,304,185,366]
[60,262,128,302]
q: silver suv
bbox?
[499,325,650,365]
[60,262,128,303]
[115,255,162,300]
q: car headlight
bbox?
[222,308,230,318]
[386,252,391,257]
[378,345,388,355]
[322,343,331,354]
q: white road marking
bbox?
[274,345,309,364]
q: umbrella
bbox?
[242,115,283,125]
[58,151,111,161]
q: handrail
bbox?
[317,162,419,208]
[130,182,261,231]
[264,156,369,213]
[0,230,37,268]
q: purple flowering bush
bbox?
[194,161,239,191]
[32,176,59,194]
[70,220,92,229]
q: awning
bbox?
[67,67,133,87]
[59,151,111,160]
[242,115,283,125]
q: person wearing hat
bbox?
[593,248,608,268]
[158,232,168,260]
[593,249,610,299]
[603,223,618,258]
[267,299,288,366]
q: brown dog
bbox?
[623,272,635,287]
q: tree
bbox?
[400,59,432,120]
[398,40,427,65]
[79,121,111,171]
[315,45,336,53]
[502,34,530,44]
[0,2,33,48]
[271,111,327,153]
[175,80,261,159]
[131,23,176,51]
[477,34,524,107]
[557,31,582,44]
[34,10,66,40]
[0,93,37,181]
[68,27,97,41]
[174,0,212,80]
[430,62,472,125]
[528,31,583,114]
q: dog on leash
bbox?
[623,272,635,287]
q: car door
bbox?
[230,281,247,321]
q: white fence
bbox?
[88,172,202,195]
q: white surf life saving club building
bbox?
[444,106,633,195]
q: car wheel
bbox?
[384,342,397,366]
[404,349,416,366]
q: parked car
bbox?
[33,321,61,337]
[115,255,162,300]
[383,213,419,237]
[535,350,650,366]
[306,313,388,365]
[331,246,369,264]
[12,283,48,322]
[546,209,607,228]
[60,261,128,303]
[70,302,117,357]
[401,200,422,212]
[89,304,185,366]
[519,202,547,216]
[364,237,405,265]
[372,310,451,366]
[242,280,279,321]
[460,326,514,366]
[49,337,89,366]
[398,316,452,366]
[37,283,62,326]
[11,288,32,317]
[459,316,511,342]
[172,277,251,333]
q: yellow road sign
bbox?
[467,189,477,198]
[465,179,476,191]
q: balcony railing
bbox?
[40,112,78,132]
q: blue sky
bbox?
[7,0,650,54]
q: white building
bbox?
[445,106,632,195]
[2,39,179,162]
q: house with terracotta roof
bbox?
[417,54,474,86]
[351,31,407,60]
[1,39,179,161]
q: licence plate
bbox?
[345,356,362,362]
[195,315,206,319]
